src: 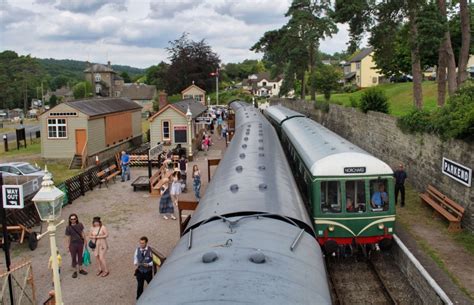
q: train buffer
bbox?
[419,185,465,232]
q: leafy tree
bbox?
[165,33,220,94]
[311,64,342,100]
[49,75,70,91]
[146,61,169,90]
[49,94,58,107]
[73,81,92,99]
[120,71,131,83]
[252,0,337,100]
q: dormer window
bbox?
[95,73,101,82]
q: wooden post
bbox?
[207,159,220,182]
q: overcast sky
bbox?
[0,0,352,68]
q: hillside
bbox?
[38,58,146,81]
[325,82,439,117]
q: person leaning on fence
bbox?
[134,236,154,300]
[64,213,88,278]
[120,150,131,182]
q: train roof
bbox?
[137,217,331,305]
[187,108,314,234]
[264,105,305,125]
[282,117,393,177]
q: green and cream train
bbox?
[265,105,395,254]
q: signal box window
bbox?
[370,179,389,212]
[321,181,341,213]
[345,180,366,213]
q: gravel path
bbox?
[6,136,227,305]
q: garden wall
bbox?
[271,99,474,232]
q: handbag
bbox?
[82,247,91,266]
[88,226,102,249]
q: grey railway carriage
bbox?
[138,101,331,305]
[265,105,395,254]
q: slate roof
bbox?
[84,63,115,73]
[249,72,282,82]
[350,47,373,62]
[344,72,356,79]
[121,84,157,100]
[64,97,142,117]
[149,99,207,122]
[172,99,207,118]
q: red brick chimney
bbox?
[158,91,168,109]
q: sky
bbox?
[0,0,351,69]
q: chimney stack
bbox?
[158,90,168,109]
[107,61,111,68]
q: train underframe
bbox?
[318,235,393,257]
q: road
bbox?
[2,124,41,141]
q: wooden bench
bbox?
[419,185,465,232]
[178,200,199,237]
[0,224,38,250]
[149,164,174,197]
[97,164,121,188]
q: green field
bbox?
[314,81,440,117]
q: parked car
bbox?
[0,162,45,177]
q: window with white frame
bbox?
[47,118,67,138]
[95,84,101,94]
[95,73,101,82]
[162,121,170,140]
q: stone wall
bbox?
[271,99,474,232]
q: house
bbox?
[44,86,74,103]
[149,99,207,160]
[119,83,157,114]
[242,72,283,97]
[343,47,384,88]
[84,61,124,97]
[181,83,206,104]
[40,97,142,168]
[468,54,474,78]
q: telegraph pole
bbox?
[216,69,219,106]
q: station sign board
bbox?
[195,116,212,123]
[442,157,471,187]
[2,185,24,209]
[344,167,366,174]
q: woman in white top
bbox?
[170,171,182,207]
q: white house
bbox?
[242,72,283,97]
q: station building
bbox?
[40,97,142,168]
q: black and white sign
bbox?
[442,158,471,187]
[2,185,24,209]
[344,167,367,174]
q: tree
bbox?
[49,94,58,107]
[146,62,169,90]
[457,0,471,85]
[312,64,342,100]
[49,75,70,91]
[252,0,337,100]
[120,71,131,83]
[165,33,220,94]
[73,81,92,99]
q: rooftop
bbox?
[350,47,374,62]
[84,63,116,73]
[121,83,157,100]
[64,97,142,117]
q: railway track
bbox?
[326,253,423,305]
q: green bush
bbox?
[397,109,433,134]
[349,96,358,108]
[341,84,359,93]
[397,83,474,141]
[359,87,389,113]
[313,99,330,112]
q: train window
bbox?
[345,180,366,213]
[369,179,389,212]
[320,181,341,213]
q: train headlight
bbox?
[378,223,385,230]
[328,225,335,232]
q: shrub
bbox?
[397,83,474,141]
[359,87,389,113]
[313,99,330,113]
[349,96,358,108]
[397,109,433,134]
[341,84,359,93]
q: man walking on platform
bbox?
[134,236,154,300]
[121,151,130,182]
[394,163,407,207]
